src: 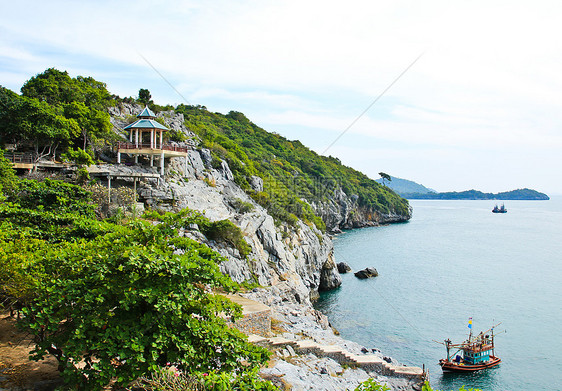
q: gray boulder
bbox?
[354,267,378,279]
[337,262,352,273]
[319,256,342,291]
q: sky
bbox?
[2,0,562,194]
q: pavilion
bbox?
[117,107,189,175]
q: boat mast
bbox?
[491,326,495,357]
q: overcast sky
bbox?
[2,0,561,194]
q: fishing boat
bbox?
[438,321,502,372]
[492,204,507,213]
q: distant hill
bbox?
[403,188,549,200]
[375,176,436,195]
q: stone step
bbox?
[247,333,423,379]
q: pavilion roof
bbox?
[137,106,156,118]
[123,119,169,131]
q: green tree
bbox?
[15,219,269,390]
[138,88,152,106]
[21,68,113,109]
[0,87,80,163]
[379,172,392,187]
[63,102,112,149]
[17,69,113,153]
[20,68,80,105]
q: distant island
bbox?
[375,176,549,200]
[375,175,436,195]
[402,188,549,200]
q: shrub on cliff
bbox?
[0,178,272,390]
[144,209,252,258]
[17,221,270,390]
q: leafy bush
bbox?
[0,151,18,198]
[203,219,252,258]
[144,209,252,258]
[355,378,390,391]
[61,147,95,165]
[230,198,255,214]
[135,366,276,391]
[420,382,482,391]
[14,219,269,390]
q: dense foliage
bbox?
[175,105,410,229]
[0,68,114,163]
[0,158,272,390]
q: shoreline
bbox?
[241,285,425,390]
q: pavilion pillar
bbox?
[129,131,133,143]
[160,131,163,149]
[108,176,111,204]
[135,155,138,164]
[151,129,154,149]
[117,152,121,164]
[160,152,165,175]
[136,129,139,148]
[150,154,154,167]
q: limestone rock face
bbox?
[249,176,263,192]
[319,252,342,291]
[103,148,341,302]
[104,106,407,299]
[313,188,411,233]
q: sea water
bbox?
[315,198,562,391]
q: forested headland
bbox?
[0,68,412,390]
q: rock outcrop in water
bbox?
[337,261,352,274]
[355,267,379,279]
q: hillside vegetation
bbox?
[1,68,410,231]
[175,105,410,229]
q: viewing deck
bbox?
[3,152,69,170]
[117,142,190,157]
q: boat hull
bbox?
[439,356,501,372]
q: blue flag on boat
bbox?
[468,317,473,329]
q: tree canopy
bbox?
[138,88,152,106]
[0,68,114,162]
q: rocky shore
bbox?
[241,287,423,390]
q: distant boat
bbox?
[492,204,507,213]
[438,322,502,372]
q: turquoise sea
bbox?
[315,198,562,391]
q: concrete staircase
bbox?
[248,334,425,382]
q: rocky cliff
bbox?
[104,104,413,301]
[313,188,411,233]
[102,103,344,303]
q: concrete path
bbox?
[226,294,426,382]
[247,334,424,381]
